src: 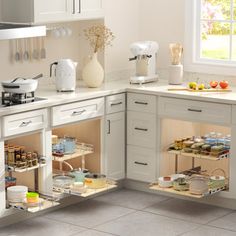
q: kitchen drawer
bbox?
[127,111,156,148]
[127,93,156,114]
[159,97,231,124]
[127,145,156,182]
[106,93,126,114]
[52,98,104,126]
[3,109,48,137]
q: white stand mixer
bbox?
[129,41,159,84]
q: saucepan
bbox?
[1,73,43,93]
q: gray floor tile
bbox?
[144,198,231,224]
[45,199,135,228]
[71,229,116,236]
[181,225,236,236]
[94,189,169,210]
[0,216,85,236]
[208,211,236,232]
[95,211,199,236]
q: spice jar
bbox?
[7,147,15,165]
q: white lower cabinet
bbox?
[127,146,156,182]
[105,112,125,180]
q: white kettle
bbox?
[50,59,78,92]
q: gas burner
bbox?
[1,91,46,107]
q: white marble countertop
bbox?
[1,79,236,116]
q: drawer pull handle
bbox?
[72,110,86,116]
[135,127,148,132]
[111,102,123,106]
[187,108,202,113]
[20,120,32,127]
[134,161,148,166]
[135,101,148,105]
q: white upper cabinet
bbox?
[1,0,103,23]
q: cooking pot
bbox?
[209,168,226,190]
[189,175,209,195]
[173,177,189,191]
[84,174,107,189]
[59,136,77,154]
[70,169,89,182]
[53,175,75,189]
[158,176,173,188]
[1,73,43,93]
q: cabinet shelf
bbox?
[150,184,226,199]
[8,197,60,213]
[53,183,117,198]
[168,150,229,161]
[53,144,94,162]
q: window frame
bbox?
[184,0,236,76]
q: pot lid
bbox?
[2,78,38,85]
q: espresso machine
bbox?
[129,41,159,84]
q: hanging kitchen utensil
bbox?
[1,73,43,93]
[40,36,46,59]
[14,39,21,62]
[32,37,39,60]
[23,38,29,61]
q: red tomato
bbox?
[219,80,229,89]
[210,81,218,88]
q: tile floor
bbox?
[0,189,236,236]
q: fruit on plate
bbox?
[189,82,197,89]
[219,80,229,89]
[210,81,218,88]
[198,83,205,90]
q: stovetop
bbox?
[1,91,47,107]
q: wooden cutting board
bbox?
[168,88,232,92]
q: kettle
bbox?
[50,59,78,92]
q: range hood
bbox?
[0,23,46,40]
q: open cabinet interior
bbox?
[52,119,101,174]
[151,118,230,198]
[5,132,59,213]
[52,118,117,198]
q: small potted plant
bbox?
[82,24,115,88]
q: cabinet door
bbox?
[34,0,72,23]
[73,0,103,19]
[105,112,125,180]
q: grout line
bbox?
[205,210,235,225]
[90,209,138,229]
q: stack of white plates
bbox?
[7,186,28,203]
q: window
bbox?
[185,0,236,75]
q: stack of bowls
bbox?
[7,186,28,203]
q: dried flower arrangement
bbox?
[84,24,115,53]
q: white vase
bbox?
[82,53,104,88]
